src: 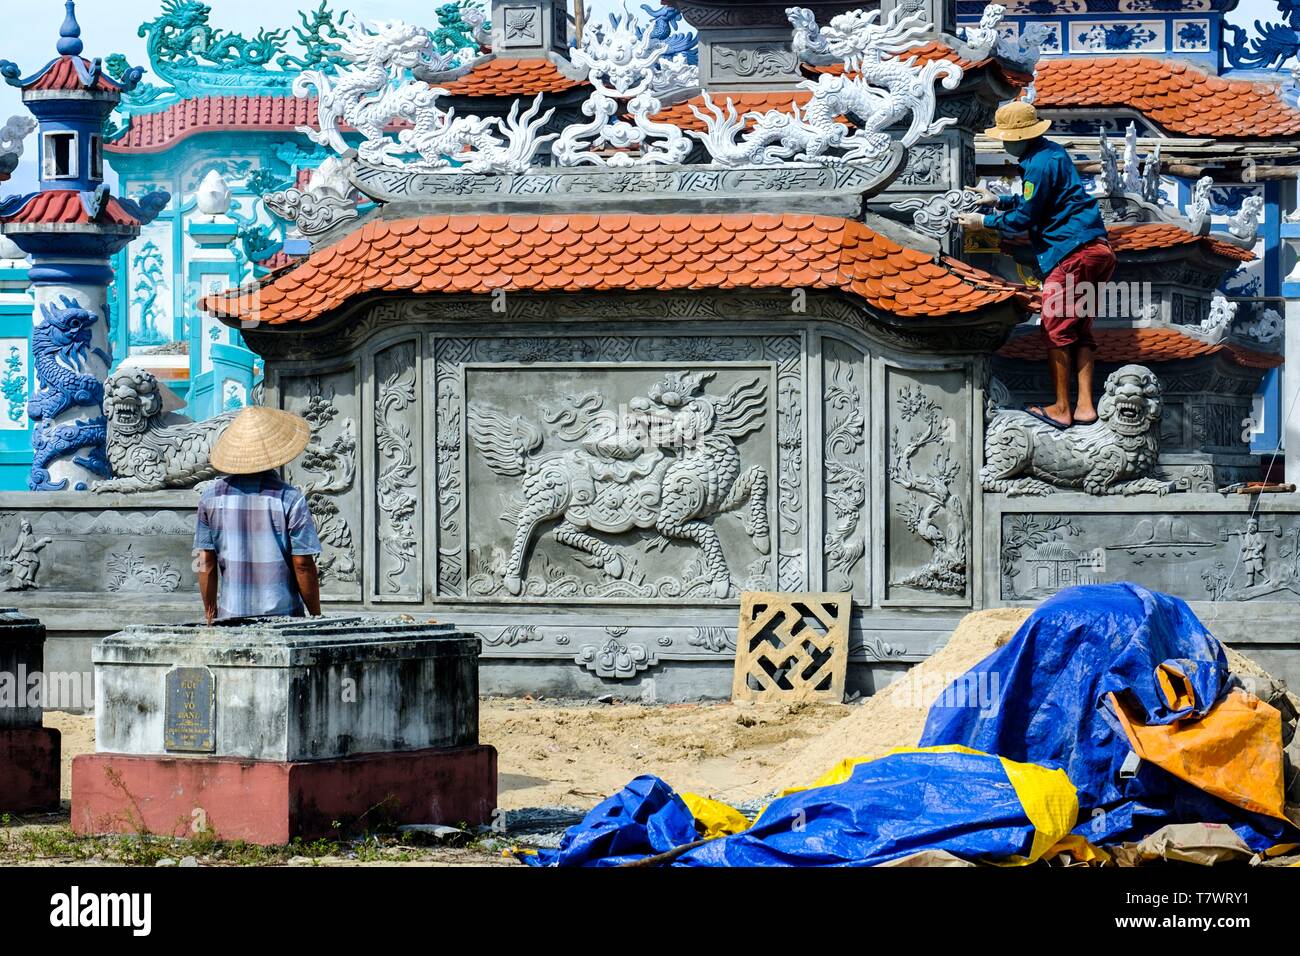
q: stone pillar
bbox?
[25,263,114,490]
[1280,220,1300,484]
[491,0,570,57]
[187,172,243,418]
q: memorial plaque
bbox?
[163,666,215,753]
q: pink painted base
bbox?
[0,726,60,813]
[71,745,498,845]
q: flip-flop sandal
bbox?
[1024,405,1070,430]
[1073,416,1099,426]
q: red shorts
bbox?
[1040,238,1117,349]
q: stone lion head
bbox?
[104,367,164,437]
[1097,364,1162,438]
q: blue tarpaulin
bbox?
[525,747,1075,867]
[920,582,1295,850]
[523,584,1297,866]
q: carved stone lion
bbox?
[980,364,1174,496]
[91,367,239,493]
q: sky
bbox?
[0,0,1289,189]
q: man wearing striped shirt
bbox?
[193,406,322,623]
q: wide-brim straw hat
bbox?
[210,406,312,475]
[984,101,1052,142]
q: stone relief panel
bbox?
[464,363,775,600]
[282,370,362,602]
[997,509,1300,604]
[883,366,970,605]
[823,338,868,598]
[433,333,805,601]
[708,42,802,84]
[0,509,195,594]
[373,340,422,601]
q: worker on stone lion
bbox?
[960,101,1116,430]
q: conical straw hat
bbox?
[210,406,312,475]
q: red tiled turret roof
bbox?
[0,190,142,227]
[23,55,120,93]
[998,327,1282,369]
[1034,57,1300,138]
[654,91,818,131]
[202,212,1035,327]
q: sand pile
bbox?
[773,608,1033,790]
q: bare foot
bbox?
[1027,404,1072,428]
[1074,404,1098,426]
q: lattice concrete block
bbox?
[732,592,850,702]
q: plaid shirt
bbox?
[194,471,322,620]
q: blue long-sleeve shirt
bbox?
[982,137,1108,276]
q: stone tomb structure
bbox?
[0,607,58,812]
[71,616,495,844]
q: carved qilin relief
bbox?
[823,343,867,595]
[467,370,770,600]
[434,333,803,601]
[374,344,419,595]
[887,381,967,596]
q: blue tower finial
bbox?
[57,1,84,57]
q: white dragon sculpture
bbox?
[693,6,963,167]
[554,8,694,167]
[296,15,556,174]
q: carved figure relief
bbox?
[982,365,1174,496]
[1,519,51,591]
[468,370,770,599]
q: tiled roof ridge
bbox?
[998,326,1282,370]
[1108,222,1256,263]
[202,212,1035,328]
[1034,56,1300,138]
[108,57,586,153]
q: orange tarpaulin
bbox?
[1110,685,1288,822]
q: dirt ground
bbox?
[43,700,853,809]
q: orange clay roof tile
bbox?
[1034,57,1300,138]
[1108,223,1256,262]
[202,213,1035,326]
[999,327,1282,369]
[439,58,585,97]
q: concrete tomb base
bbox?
[0,608,59,812]
[71,616,497,844]
[71,745,496,844]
